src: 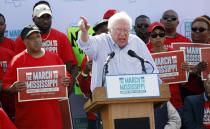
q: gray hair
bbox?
[108,11,132,30]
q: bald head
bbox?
[160,9,179,34]
[162,10,178,18]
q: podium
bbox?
[84,84,170,129]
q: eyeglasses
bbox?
[191,27,207,33]
[162,17,177,21]
[113,28,130,34]
[150,32,165,38]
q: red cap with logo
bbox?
[147,22,165,33]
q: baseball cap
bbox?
[103,9,117,19]
[93,9,117,32]
[147,22,165,33]
[20,25,40,40]
[33,4,52,18]
[93,19,108,32]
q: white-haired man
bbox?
[78,12,159,91]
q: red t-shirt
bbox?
[164,33,191,48]
[147,33,191,51]
[0,47,15,79]
[0,47,15,119]
[3,50,65,129]
[14,28,77,65]
[185,73,204,94]
[0,37,15,52]
[0,108,17,129]
[150,47,183,108]
[168,84,183,108]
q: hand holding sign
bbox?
[181,62,191,71]
[195,61,208,73]
[10,81,26,93]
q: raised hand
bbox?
[78,16,90,32]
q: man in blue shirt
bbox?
[78,12,158,91]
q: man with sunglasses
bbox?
[134,15,151,44]
[160,10,191,47]
[147,10,191,51]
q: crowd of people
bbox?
[0,0,210,129]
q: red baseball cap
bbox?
[103,9,117,19]
[147,22,165,33]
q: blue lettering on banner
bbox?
[184,22,192,39]
[119,76,146,94]
[180,20,192,40]
[5,29,21,40]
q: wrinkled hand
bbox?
[195,61,208,72]
[78,17,90,32]
[62,77,74,94]
[11,81,26,93]
[181,62,190,71]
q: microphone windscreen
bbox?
[109,51,115,58]
[127,50,136,57]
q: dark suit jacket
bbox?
[183,93,208,129]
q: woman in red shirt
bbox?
[148,21,184,109]
[182,15,210,98]
[147,21,182,129]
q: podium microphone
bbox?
[104,51,115,65]
[128,50,147,73]
[128,50,149,63]
[102,51,115,86]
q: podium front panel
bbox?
[100,102,155,129]
[114,117,150,129]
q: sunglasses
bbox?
[150,32,165,38]
[191,27,207,33]
[163,17,177,21]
